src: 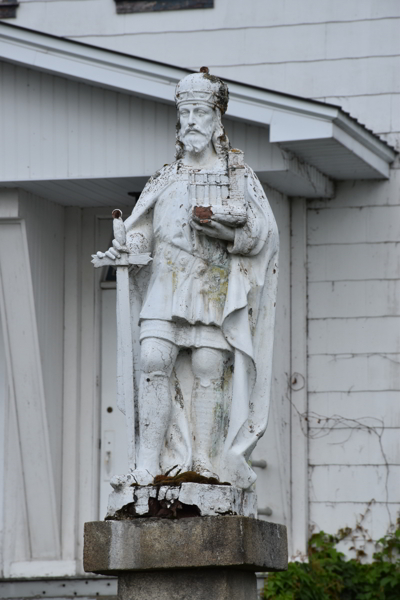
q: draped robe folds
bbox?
[123,159,279,490]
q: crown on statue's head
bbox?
[175,67,229,115]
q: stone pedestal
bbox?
[84,517,288,600]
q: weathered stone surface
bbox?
[106,482,257,519]
[84,516,288,575]
[118,569,256,600]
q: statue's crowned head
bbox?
[174,67,230,159]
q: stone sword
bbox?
[91,209,152,471]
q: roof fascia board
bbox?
[333,112,395,163]
[0,25,338,120]
[0,26,342,125]
[331,123,390,179]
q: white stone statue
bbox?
[94,69,279,495]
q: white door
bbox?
[99,287,128,519]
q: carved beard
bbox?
[181,120,215,155]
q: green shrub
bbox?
[263,526,400,600]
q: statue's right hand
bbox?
[96,238,129,260]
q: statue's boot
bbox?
[135,371,172,480]
[191,376,224,479]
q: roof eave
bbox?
[0,22,396,184]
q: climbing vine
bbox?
[263,522,400,600]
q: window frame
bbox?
[114,0,213,16]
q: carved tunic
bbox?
[138,165,261,350]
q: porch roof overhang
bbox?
[0,22,396,204]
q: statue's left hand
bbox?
[190,217,235,242]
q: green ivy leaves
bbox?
[264,526,400,600]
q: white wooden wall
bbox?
[3,0,400,561]
[0,62,176,184]
[0,190,64,576]
[12,0,400,151]
[307,174,400,553]
[18,192,65,513]
[0,61,292,195]
[252,186,291,534]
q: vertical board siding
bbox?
[18,192,65,516]
[254,186,291,531]
[0,63,278,187]
[0,217,60,562]
[0,63,177,183]
[0,60,286,191]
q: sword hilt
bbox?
[112,208,126,246]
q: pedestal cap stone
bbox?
[84,516,288,575]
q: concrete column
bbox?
[119,569,256,600]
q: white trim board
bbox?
[0,199,60,565]
[290,199,308,558]
[0,576,116,599]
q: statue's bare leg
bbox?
[133,337,179,485]
[191,347,227,478]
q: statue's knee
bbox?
[140,338,176,377]
[192,348,225,386]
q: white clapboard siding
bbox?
[319,94,400,138]
[308,243,400,282]
[309,428,400,465]
[310,502,399,540]
[64,18,400,68]
[308,206,400,246]
[380,133,399,151]
[309,392,400,427]
[308,317,400,355]
[309,465,400,503]
[306,113,399,543]
[310,172,400,209]
[16,0,400,37]
[203,56,400,99]
[308,354,400,393]
[308,281,400,319]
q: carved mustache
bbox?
[183,126,206,136]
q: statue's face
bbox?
[178,103,216,154]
